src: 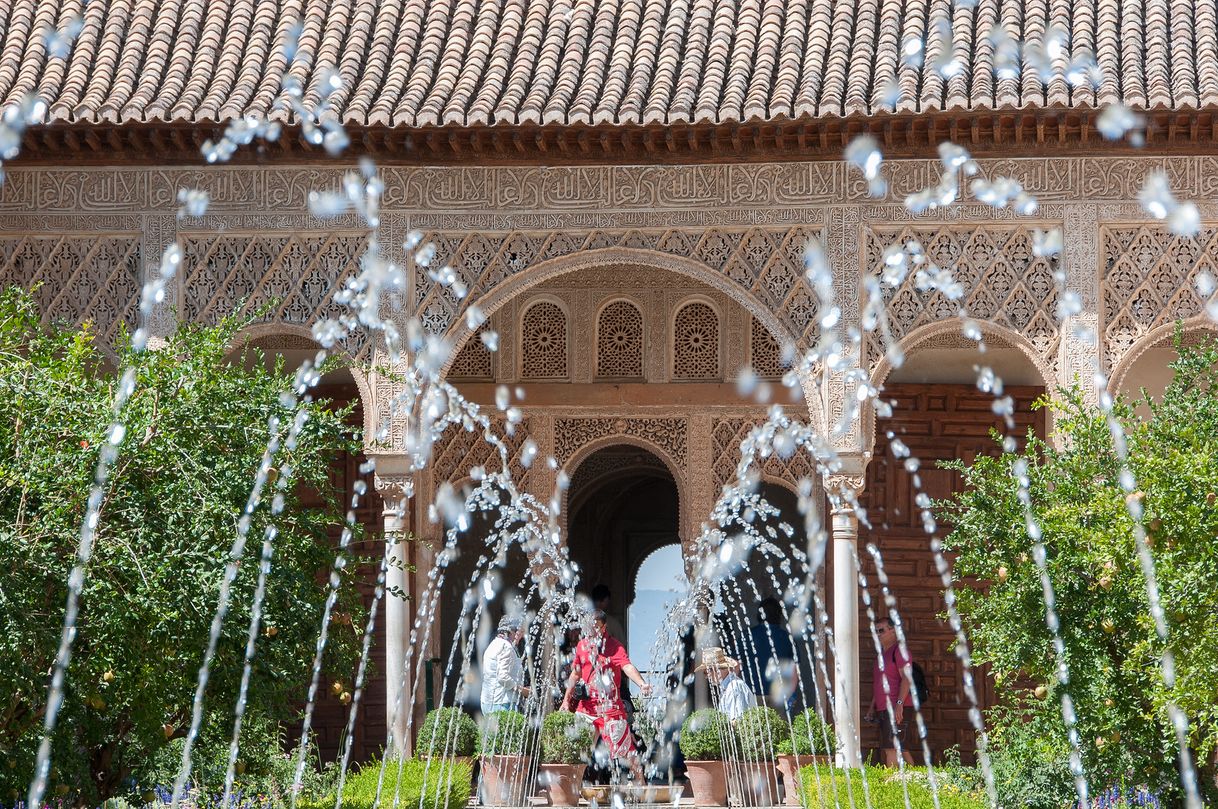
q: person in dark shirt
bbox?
[744,597,797,712]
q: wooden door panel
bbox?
[858,383,1044,764]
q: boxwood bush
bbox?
[736,706,790,761]
[416,707,479,758]
[801,765,985,809]
[304,758,472,809]
[480,709,536,756]
[775,708,836,756]
[678,708,732,761]
[540,710,595,764]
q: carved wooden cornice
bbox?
[17,108,1218,167]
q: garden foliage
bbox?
[479,710,534,757]
[776,708,836,756]
[800,765,986,809]
[416,707,479,758]
[735,706,789,761]
[678,708,731,760]
[539,710,594,764]
[941,334,1218,803]
[303,758,471,809]
[0,288,365,802]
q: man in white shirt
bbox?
[697,647,756,721]
[480,615,530,716]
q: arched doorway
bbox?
[226,331,384,762]
[629,544,689,694]
[859,328,1048,764]
[567,445,679,658]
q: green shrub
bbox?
[937,704,1076,809]
[540,711,595,764]
[417,707,479,758]
[801,765,986,809]
[735,706,789,761]
[480,710,536,756]
[678,709,732,761]
[306,758,471,809]
[141,711,338,807]
[776,709,836,756]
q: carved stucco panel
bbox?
[1100,221,1218,372]
[554,417,688,471]
[0,232,142,356]
[416,226,821,349]
[862,222,1062,372]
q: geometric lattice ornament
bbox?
[1101,224,1216,369]
[750,316,786,378]
[430,417,533,491]
[180,231,372,358]
[710,417,816,491]
[863,225,1060,369]
[0,234,141,351]
[520,300,568,379]
[449,325,493,379]
[415,226,820,344]
[596,300,644,378]
[672,302,720,379]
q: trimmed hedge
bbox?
[801,765,986,809]
[678,709,732,761]
[480,709,536,756]
[736,706,790,761]
[303,758,472,809]
[540,711,595,764]
[776,709,836,756]
[416,707,479,758]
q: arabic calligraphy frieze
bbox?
[4,157,1211,217]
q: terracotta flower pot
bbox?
[479,754,533,806]
[732,761,780,806]
[775,754,832,806]
[685,760,728,807]
[537,762,586,806]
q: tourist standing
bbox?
[561,610,653,782]
[697,647,756,721]
[481,615,530,716]
[866,616,915,766]
[746,597,797,711]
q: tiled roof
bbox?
[4,0,1215,130]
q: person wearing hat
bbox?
[697,647,756,721]
[481,614,530,716]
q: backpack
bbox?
[887,645,930,705]
[910,661,929,704]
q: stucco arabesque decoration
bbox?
[4,158,1218,462]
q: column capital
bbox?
[823,453,870,516]
[370,453,414,503]
[373,472,413,505]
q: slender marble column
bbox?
[826,469,867,768]
[374,467,413,759]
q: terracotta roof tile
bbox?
[8,0,1218,130]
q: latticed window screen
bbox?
[520,301,568,378]
[672,302,720,379]
[750,317,786,379]
[449,327,493,379]
[596,300,644,378]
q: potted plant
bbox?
[679,709,731,807]
[774,709,835,806]
[734,706,789,806]
[416,706,479,785]
[479,710,537,806]
[538,710,595,806]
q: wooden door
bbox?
[857,383,1044,763]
